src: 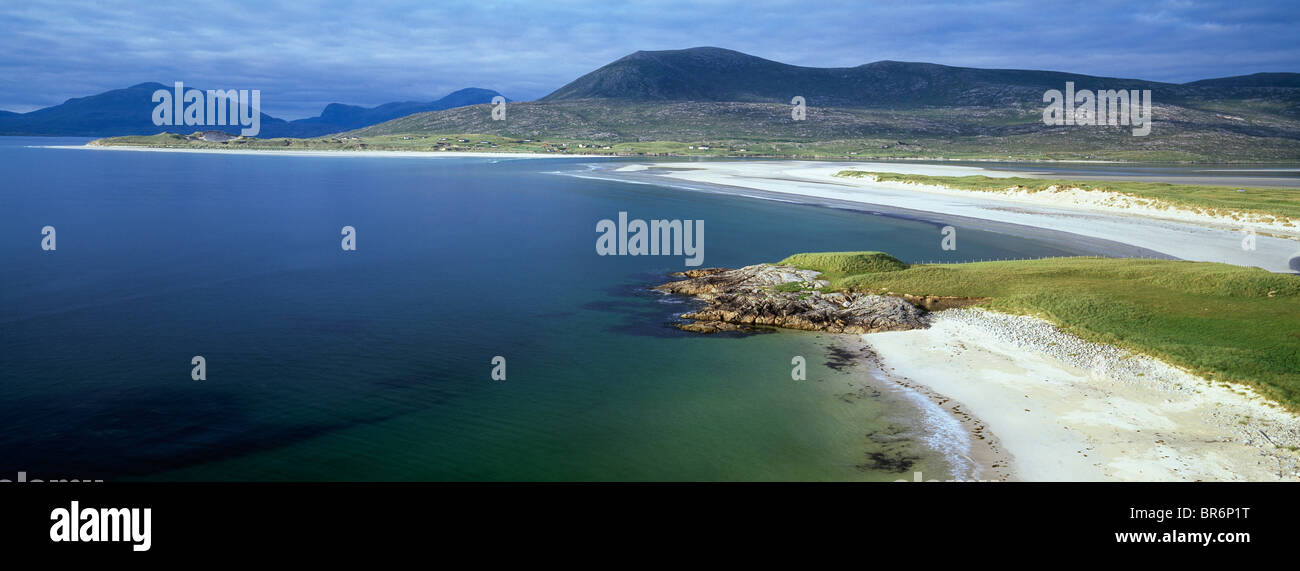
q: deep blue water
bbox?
[1,137,1108,481]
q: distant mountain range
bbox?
[0,83,504,137]
[271,87,505,135]
[28,46,1300,160]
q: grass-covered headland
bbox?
[778,252,1300,409]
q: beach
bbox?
[864,309,1300,481]
[596,160,1300,273]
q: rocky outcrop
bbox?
[655,264,929,334]
[897,293,988,311]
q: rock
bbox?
[655,264,929,334]
[899,293,988,311]
[667,268,731,279]
[657,264,829,295]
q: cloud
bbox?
[1,0,1297,118]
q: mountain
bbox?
[542,47,1300,110]
[0,83,504,137]
[541,47,1177,107]
[281,88,503,133]
[1185,72,1300,88]
[0,82,279,137]
[349,47,1300,161]
[287,88,504,133]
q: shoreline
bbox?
[834,333,1017,482]
[38,144,611,160]
[863,308,1300,482]
[568,167,1174,262]
[584,160,1300,273]
[31,140,1300,167]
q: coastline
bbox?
[864,308,1300,482]
[585,160,1300,273]
[613,160,1300,479]
[834,333,1017,482]
[38,144,610,160]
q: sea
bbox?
[2,137,1292,481]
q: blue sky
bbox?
[1,0,1297,119]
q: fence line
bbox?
[913,254,1166,265]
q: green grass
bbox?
[780,253,1300,409]
[835,171,1300,223]
[777,252,909,280]
[93,125,1300,162]
[772,281,809,292]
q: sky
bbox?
[1,0,1297,119]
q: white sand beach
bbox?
[865,309,1300,482]
[602,160,1300,273]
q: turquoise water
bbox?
[1,138,1110,481]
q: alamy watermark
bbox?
[1043,81,1152,136]
[191,356,206,381]
[1240,227,1256,251]
[491,356,506,381]
[896,471,998,483]
[941,225,957,251]
[491,96,506,121]
[151,81,261,136]
[50,501,151,552]
[1,471,102,483]
[596,212,704,267]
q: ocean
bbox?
[1,137,1148,481]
